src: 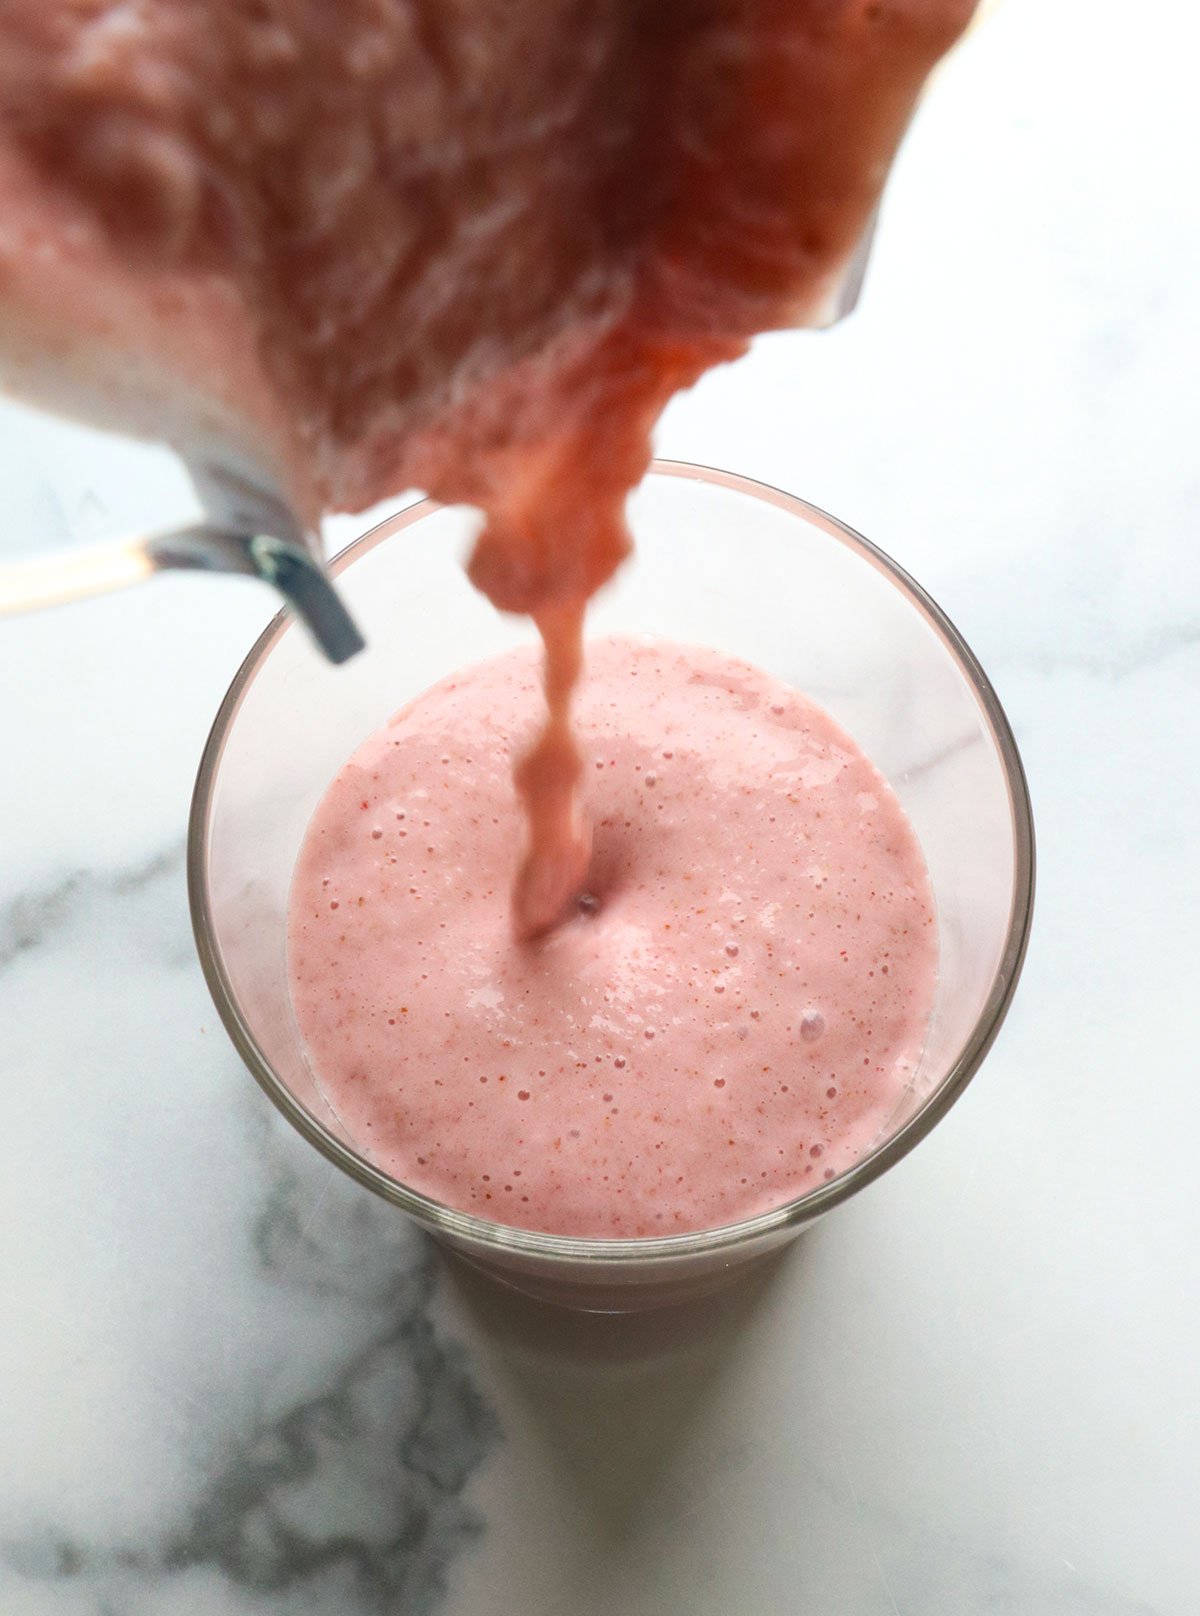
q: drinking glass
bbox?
[189,462,1034,1311]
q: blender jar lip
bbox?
[188,459,1035,1266]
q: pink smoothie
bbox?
[288,638,937,1238]
[0,3,976,935]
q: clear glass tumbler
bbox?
[189,462,1034,1312]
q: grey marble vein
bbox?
[0,841,185,971]
[884,1534,1164,1616]
[1009,621,1200,683]
[160,1257,497,1611]
[834,1476,1167,1616]
[5,1265,497,1612]
[0,838,501,1614]
[3,1162,500,1614]
[898,728,981,785]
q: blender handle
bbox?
[0,534,154,613]
[0,521,365,664]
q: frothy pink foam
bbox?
[288,638,937,1238]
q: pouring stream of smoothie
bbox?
[0,0,978,934]
[515,600,591,939]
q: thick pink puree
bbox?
[1,6,961,1232]
[288,638,937,1238]
[0,2,975,934]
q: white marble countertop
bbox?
[3,2,1197,1611]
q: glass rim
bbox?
[188,459,1035,1266]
